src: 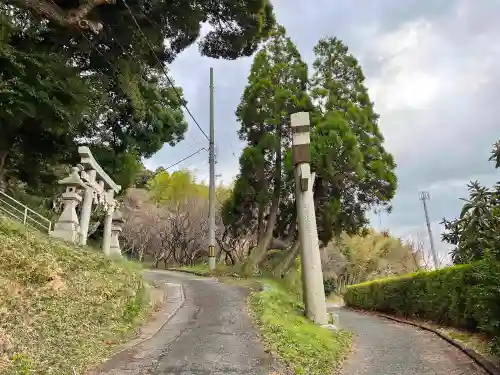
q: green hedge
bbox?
[344,261,500,353]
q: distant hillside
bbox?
[0,218,152,375]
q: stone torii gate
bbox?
[50,146,123,256]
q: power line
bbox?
[75,31,206,153]
[69,5,235,176]
[45,1,211,178]
[228,140,237,157]
[164,148,207,170]
[129,10,204,148]
[121,0,209,141]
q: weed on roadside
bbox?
[248,281,351,375]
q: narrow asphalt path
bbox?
[329,306,488,375]
[95,270,280,375]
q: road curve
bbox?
[330,306,488,375]
[94,270,280,375]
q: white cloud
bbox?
[423,172,499,193]
[366,20,443,112]
[364,12,500,153]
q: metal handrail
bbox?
[0,205,19,222]
[0,190,51,221]
[0,190,52,233]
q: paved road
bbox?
[95,271,280,375]
[95,272,488,375]
[330,307,488,375]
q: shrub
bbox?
[344,261,500,353]
[323,278,337,296]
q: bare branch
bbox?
[8,0,116,33]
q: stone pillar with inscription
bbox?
[291,111,328,325]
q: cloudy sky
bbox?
[144,0,500,263]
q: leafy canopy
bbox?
[148,169,231,206]
[224,25,311,242]
[0,11,93,190]
[1,0,277,195]
[11,0,276,60]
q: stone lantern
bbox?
[109,208,125,257]
[50,167,87,243]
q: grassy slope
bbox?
[0,218,152,375]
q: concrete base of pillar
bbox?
[109,246,121,257]
[50,222,80,244]
[108,232,121,257]
[208,256,216,271]
[321,324,339,332]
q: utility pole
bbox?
[291,111,328,325]
[418,191,439,269]
[208,67,216,271]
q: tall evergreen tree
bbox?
[224,26,311,273]
[226,35,397,277]
[309,37,397,246]
[270,37,398,277]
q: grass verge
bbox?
[170,263,241,277]
[327,293,344,306]
[174,263,212,275]
[248,280,352,375]
[0,218,152,375]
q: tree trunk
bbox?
[256,122,267,241]
[172,246,180,264]
[218,249,225,263]
[243,177,281,275]
[257,202,265,240]
[273,240,300,277]
[226,250,235,265]
[243,119,285,275]
[15,0,108,32]
[0,150,8,191]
